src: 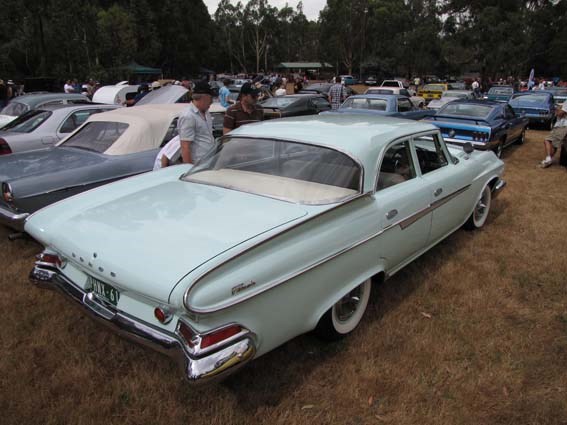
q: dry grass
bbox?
[1,130,567,425]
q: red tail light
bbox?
[0,138,12,155]
[178,321,195,347]
[200,325,242,349]
[36,252,62,267]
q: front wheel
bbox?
[315,279,371,341]
[464,185,492,230]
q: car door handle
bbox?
[386,209,398,220]
[434,188,443,197]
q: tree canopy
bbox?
[0,0,565,82]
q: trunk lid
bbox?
[26,176,308,303]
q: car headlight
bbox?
[2,182,14,203]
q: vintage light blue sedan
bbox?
[28,115,506,383]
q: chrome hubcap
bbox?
[474,191,489,222]
[336,286,363,322]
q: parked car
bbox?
[0,93,90,129]
[485,86,514,102]
[417,83,449,102]
[508,92,556,130]
[259,94,331,119]
[365,87,425,108]
[364,76,378,86]
[27,114,506,383]
[322,94,434,120]
[427,90,475,110]
[0,104,185,231]
[92,82,139,105]
[227,85,273,103]
[136,85,191,106]
[339,75,357,85]
[423,99,529,158]
[0,104,119,155]
[299,83,354,97]
[543,87,567,106]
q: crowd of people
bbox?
[0,79,18,108]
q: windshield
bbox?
[260,97,300,108]
[341,98,388,111]
[423,84,445,91]
[488,87,513,95]
[1,110,52,133]
[182,137,361,204]
[438,103,492,118]
[510,94,549,104]
[60,121,129,153]
[1,102,29,117]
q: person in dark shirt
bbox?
[223,82,264,134]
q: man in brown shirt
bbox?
[223,82,264,134]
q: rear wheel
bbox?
[464,185,492,230]
[316,279,371,341]
[516,128,526,145]
[495,139,505,158]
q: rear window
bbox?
[510,94,549,104]
[381,81,400,87]
[438,103,492,118]
[341,98,388,111]
[423,84,445,91]
[60,121,129,153]
[488,87,513,95]
[1,102,29,117]
[367,88,394,95]
[1,110,52,133]
[260,97,300,108]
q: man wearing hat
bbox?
[223,82,264,134]
[177,80,215,164]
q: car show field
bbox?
[1,128,566,424]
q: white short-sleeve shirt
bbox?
[153,135,181,170]
[177,103,214,163]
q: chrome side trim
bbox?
[184,184,471,314]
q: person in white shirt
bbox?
[540,102,567,168]
[64,80,74,93]
[275,85,287,96]
[153,135,181,170]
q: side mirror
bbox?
[463,142,474,154]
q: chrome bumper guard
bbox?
[0,205,29,231]
[492,178,506,198]
[29,266,256,384]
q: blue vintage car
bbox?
[322,94,434,120]
[28,114,506,383]
[486,86,515,102]
[508,92,555,130]
[423,100,529,158]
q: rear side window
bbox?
[397,98,412,112]
[61,121,129,153]
[59,110,100,133]
[1,110,52,133]
[162,118,179,145]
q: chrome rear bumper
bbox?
[492,178,506,198]
[29,265,256,384]
[0,205,29,231]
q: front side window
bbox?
[376,140,416,190]
[1,110,52,133]
[60,121,129,153]
[60,110,99,133]
[413,134,449,174]
[182,138,361,204]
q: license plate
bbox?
[87,276,120,306]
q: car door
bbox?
[412,132,477,244]
[503,104,522,142]
[372,139,432,272]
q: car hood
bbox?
[25,169,309,303]
[0,147,105,182]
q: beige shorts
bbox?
[546,126,567,149]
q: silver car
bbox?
[0,104,119,155]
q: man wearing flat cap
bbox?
[177,80,215,164]
[223,82,264,134]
